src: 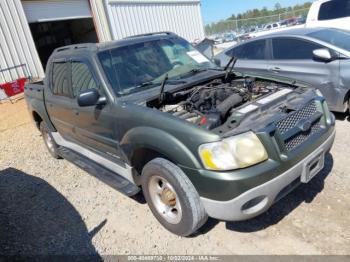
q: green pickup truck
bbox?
[24,32,335,236]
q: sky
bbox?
[201,0,313,24]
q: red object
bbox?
[0,78,26,97]
[199,116,207,125]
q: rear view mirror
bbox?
[78,89,105,107]
[313,48,333,62]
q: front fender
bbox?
[120,126,202,169]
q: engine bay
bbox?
[147,77,297,131]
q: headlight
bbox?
[198,132,268,171]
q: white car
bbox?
[306,0,350,30]
[264,22,281,31]
[214,37,224,44]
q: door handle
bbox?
[268,66,282,73]
[73,109,79,116]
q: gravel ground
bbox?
[0,99,350,256]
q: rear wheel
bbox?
[141,158,207,236]
[40,122,61,159]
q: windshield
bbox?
[308,29,350,52]
[98,38,216,96]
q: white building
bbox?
[0,0,205,83]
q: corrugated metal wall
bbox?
[90,0,112,42]
[22,0,92,23]
[0,0,44,84]
[105,0,205,42]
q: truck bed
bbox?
[24,82,44,101]
[24,81,55,131]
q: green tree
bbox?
[274,2,282,11]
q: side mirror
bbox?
[77,89,105,107]
[214,58,221,67]
[313,48,334,62]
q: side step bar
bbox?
[58,147,140,197]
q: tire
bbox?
[40,122,61,159]
[141,158,208,236]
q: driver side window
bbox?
[71,62,98,98]
[272,38,322,60]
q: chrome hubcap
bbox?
[148,176,182,224]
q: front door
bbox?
[69,58,122,161]
[269,37,340,110]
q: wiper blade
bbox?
[207,67,224,71]
[136,81,159,88]
[177,67,223,80]
[137,79,185,89]
[177,68,207,79]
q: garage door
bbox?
[22,0,92,23]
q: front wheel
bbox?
[141,158,207,236]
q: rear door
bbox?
[226,39,269,74]
[69,57,122,161]
[45,59,76,140]
[269,37,340,108]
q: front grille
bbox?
[276,101,322,152]
[283,121,321,151]
[276,101,317,135]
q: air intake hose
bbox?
[216,94,243,118]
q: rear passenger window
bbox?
[52,62,70,97]
[318,0,350,20]
[71,62,98,97]
[226,40,266,60]
[272,38,322,60]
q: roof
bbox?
[51,32,180,57]
[240,27,329,43]
[264,27,327,37]
[97,32,179,51]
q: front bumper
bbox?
[200,129,335,221]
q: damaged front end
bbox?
[146,73,332,155]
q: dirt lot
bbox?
[0,99,350,256]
